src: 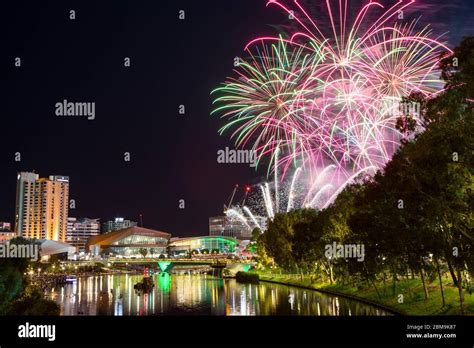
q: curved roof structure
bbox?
[39,239,76,256]
[86,226,171,249]
[169,236,238,245]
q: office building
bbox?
[0,222,14,243]
[102,217,137,233]
[209,215,263,240]
[0,222,11,232]
[15,172,69,241]
[66,217,101,252]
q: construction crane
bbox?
[241,185,252,207]
[223,184,239,214]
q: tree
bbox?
[8,285,60,316]
[251,227,262,242]
[347,37,474,309]
[262,209,316,270]
[139,248,148,258]
[0,238,59,315]
[255,234,273,267]
[409,37,474,312]
[0,260,26,314]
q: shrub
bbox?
[236,272,259,284]
[8,285,60,315]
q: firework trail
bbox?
[227,164,376,231]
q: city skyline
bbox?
[1,0,473,238]
[8,170,257,247]
[0,2,472,345]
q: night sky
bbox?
[1,0,473,237]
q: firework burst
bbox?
[212,0,451,178]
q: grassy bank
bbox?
[255,272,474,315]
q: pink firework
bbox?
[212,0,452,179]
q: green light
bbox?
[242,264,250,273]
[158,261,172,272]
[159,272,171,293]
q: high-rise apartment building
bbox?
[66,217,100,252]
[15,172,69,241]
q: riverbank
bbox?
[256,273,474,315]
[31,270,141,290]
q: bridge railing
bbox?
[259,273,313,280]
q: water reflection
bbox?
[46,274,390,316]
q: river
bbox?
[45,273,391,316]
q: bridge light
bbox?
[158,261,172,272]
